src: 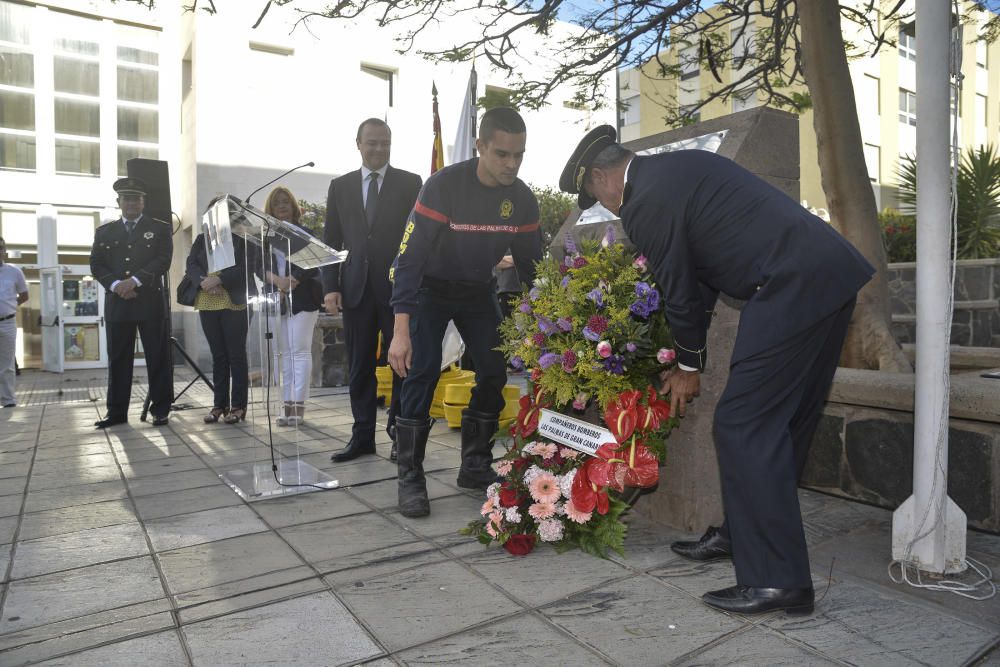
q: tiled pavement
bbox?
[0,369,997,666]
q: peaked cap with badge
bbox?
[558,124,618,210]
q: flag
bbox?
[451,63,477,163]
[431,82,445,175]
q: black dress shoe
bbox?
[95,416,127,429]
[702,584,814,615]
[671,525,733,561]
[151,415,169,426]
[330,439,376,462]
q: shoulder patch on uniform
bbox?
[150,217,170,225]
[499,199,513,219]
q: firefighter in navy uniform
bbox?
[388,107,542,518]
[90,177,174,428]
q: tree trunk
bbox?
[798,0,911,372]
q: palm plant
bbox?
[896,145,1000,259]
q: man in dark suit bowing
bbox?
[324,119,422,462]
[91,177,174,428]
[560,126,874,616]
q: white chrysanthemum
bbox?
[523,464,545,486]
[505,506,522,523]
[554,501,565,516]
[538,518,565,542]
[560,469,577,498]
[486,482,501,500]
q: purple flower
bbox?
[560,275,570,288]
[601,224,616,247]
[626,342,637,352]
[556,317,573,332]
[518,302,532,314]
[582,326,600,342]
[561,350,577,371]
[564,235,577,255]
[529,287,541,302]
[603,354,626,375]
[536,315,558,335]
[585,288,604,308]
[646,288,660,310]
[538,352,560,369]
[635,282,652,298]
[572,256,588,269]
[630,300,651,318]
[510,355,524,370]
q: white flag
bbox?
[451,64,478,163]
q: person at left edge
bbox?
[0,236,28,408]
[91,177,174,428]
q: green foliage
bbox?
[298,199,325,237]
[895,146,1000,259]
[530,185,576,247]
[879,209,916,263]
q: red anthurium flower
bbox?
[571,464,611,514]
[498,483,524,507]
[511,394,540,437]
[639,385,671,432]
[604,390,643,443]
[622,441,660,488]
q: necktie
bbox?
[125,219,136,236]
[365,172,379,227]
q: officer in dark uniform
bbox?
[560,126,874,616]
[388,107,542,518]
[91,177,174,428]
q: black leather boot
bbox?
[395,416,432,517]
[457,409,500,491]
[388,421,398,462]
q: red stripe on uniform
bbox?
[414,201,450,224]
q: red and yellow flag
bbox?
[431,82,445,175]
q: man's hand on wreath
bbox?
[660,368,700,418]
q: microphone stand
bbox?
[245,161,315,206]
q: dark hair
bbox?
[356,118,391,142]
[589,143,633,171]
[478,107,526,143]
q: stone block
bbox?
[946,426,995,525]
[844,418,913,505]
[801,414,844,489]
[955,266,991,301]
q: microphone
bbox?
[246,161,315,206]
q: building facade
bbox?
[0,0,613,371]
[618,1,1000,217]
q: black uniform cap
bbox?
[559,124,617,210]
[113,177,148,196]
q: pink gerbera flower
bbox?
[529,471,561,503]
[529,442,558,460]
[485,510,504,537]
[481,497,495,516]
[528,501,557,520]
[496,460,513,476]
[564,498,593,524]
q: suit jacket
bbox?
[620,150,875,370]
[90,214,173,323]
[185,233,258,306]
[322,165,422,309]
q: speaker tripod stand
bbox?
[141,336,214,422]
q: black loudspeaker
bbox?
[127,158,172,225]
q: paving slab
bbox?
[397,611,610,665]
[156,531,306,595]
[31,629,188,667]
[10,522,150,579]
[675,624,840,666]
[132,483,242,521]
[251,487,370,528]
[541,575,745,665]
[0,493,23,518]
[28,464,122,491]
[0,515,18,544]
[181,591,383,667]
[17,498,137,541]
[125,468,224,497]
[173,567,326,625]
[119,454,210,478]
[321,541,453,587]
[389,492,488,540]
[334,560,521,652]
[345,476,461,511]
[0,556,165,633]
[23,479,128,513]
[144,505,269,552]
[33,443,111,461]
[278,512,414,566]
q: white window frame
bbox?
[899,88,916,126]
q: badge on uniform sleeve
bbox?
[144,232,154,239]
[500,199,513,219]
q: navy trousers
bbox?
[199,308,251,410]
[713,297,855,588]
[343,280,402,442]
[106,318,172,420]
[399,287,507,420]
